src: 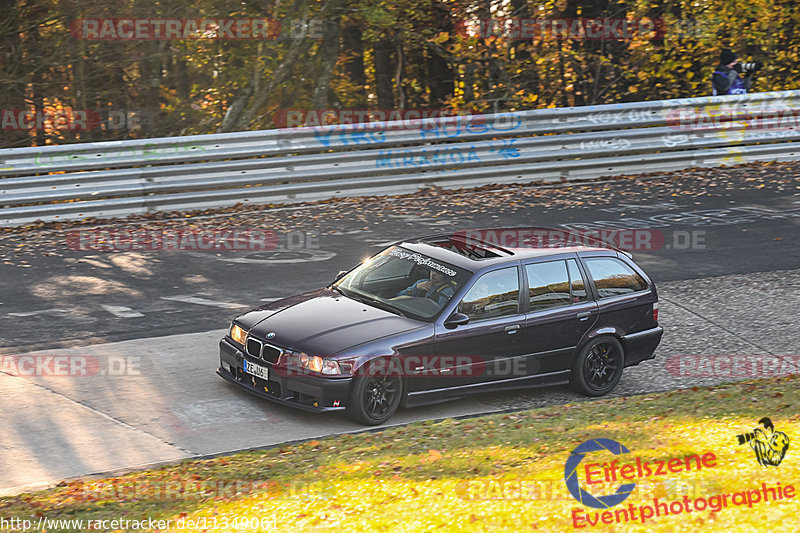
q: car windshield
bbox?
[334,246,471,321]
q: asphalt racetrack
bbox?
[1,162,798,494]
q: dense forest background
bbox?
[2,0,799,148]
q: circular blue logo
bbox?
[266,332,276,339]
[564,438,636,509]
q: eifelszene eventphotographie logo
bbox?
[564,438,636,508]
[564,438,720,510]
[736,417,790,467]
[565,436,795,528]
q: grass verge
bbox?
[2,375,798,532]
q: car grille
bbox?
[261,344,281,364]
[245,336,283,364]
[246,338,263,358]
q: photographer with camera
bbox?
[712,49,761,95]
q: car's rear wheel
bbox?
[346,362,403,425]
[570,336,624,396]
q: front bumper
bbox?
[217,338,351,413]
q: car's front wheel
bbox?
[570,336,624,396]
[346,362,403,425]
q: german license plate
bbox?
[243,359,269,381]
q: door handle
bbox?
[505,325,520,334]
[576,312,591,321]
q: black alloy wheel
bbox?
[347,362,403,425]
[570,336,625,396]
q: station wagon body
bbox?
[217,232,663,424]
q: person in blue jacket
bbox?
[712,49,752,95]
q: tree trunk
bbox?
[135,0,162,135]
[395,38,405,109]
[25,16,47,146]
[174,54,191,101]
[426,43,453,106]
[311,16,342,108]
[510,0,531,61]
[218,0,321,132]
[374,38,394,109]
[341,25,367,105]
[462,63,475,103]
[0,0,29,147]
[142,41,163,134]
[218,35,316,132]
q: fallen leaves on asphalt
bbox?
[0,159,798,265]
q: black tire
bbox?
[570,336,624,396]
[346,362,403,425]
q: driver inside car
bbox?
[397,269,457,307]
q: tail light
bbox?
[653,302,659,322]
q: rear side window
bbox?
[583,257,648,298]
[525,261,571,311]
[567,259,588,302]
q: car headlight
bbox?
[230,324,247,346]
[321,359,354,375]
[287,352,353,375]
[297,353,323,372]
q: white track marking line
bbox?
[101,305,145,318]
[8,308,72,317]
[161,295,247,309]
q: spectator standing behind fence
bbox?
[712,49,761,95]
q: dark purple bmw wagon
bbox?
[217,231,663,425]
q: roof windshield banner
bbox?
[389,248,457,277]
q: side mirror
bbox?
[444,312,470,329]
[334,270,348,282]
